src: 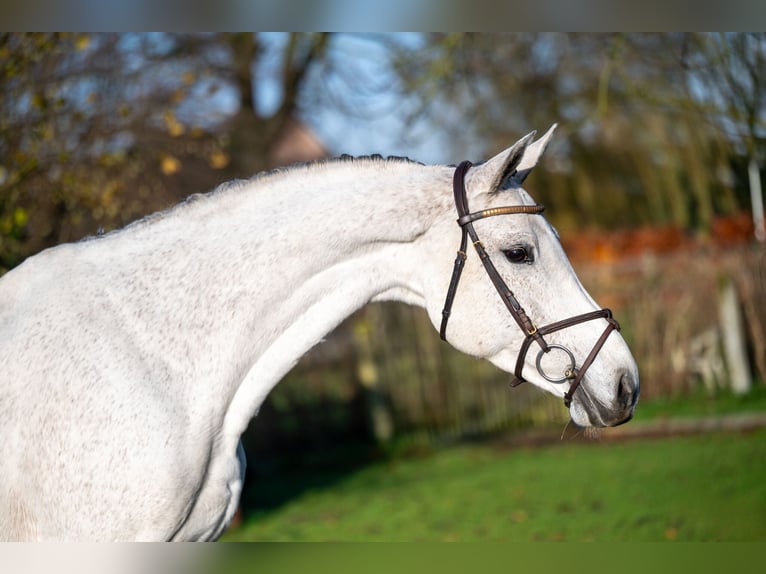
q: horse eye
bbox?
[503,246,533,264]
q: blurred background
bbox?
[1,33,764,541]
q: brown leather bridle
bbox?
[439,161,621,408]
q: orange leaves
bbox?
[562,225,692,264]
[208,150,229,169]
[163,111,185,137]
[160,154,181,175]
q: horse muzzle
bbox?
[569,368,640,428]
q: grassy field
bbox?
[631,385,766,421]
[223,422,766,542]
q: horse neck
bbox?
[220,159,450,311]
[107,159,451,435]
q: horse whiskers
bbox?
[560,419,603,442]
[560,419,581,441]
[584,427,602,441]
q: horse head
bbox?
[421,126,639,428]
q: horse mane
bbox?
[251,153,425,181]
[82,154,426,242]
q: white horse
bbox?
[0,126,639,541]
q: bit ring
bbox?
[536,344,577,384]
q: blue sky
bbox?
[253,33,483,165]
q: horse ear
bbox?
[477,131,536,194]
[514,123,557,184]
[468,124,557,195]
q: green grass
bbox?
[632,384,766,422]
[224,426,766,542]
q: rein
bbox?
[439,161,620,408]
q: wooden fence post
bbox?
[748,157,765,243]
[718,274,753,395]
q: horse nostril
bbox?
[617,371,639,408]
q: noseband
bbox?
[439,161,620,408]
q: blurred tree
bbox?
[680,33,766,241]
[0,32,331,273]
[3,33,763,275]
[391,33,757,234]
